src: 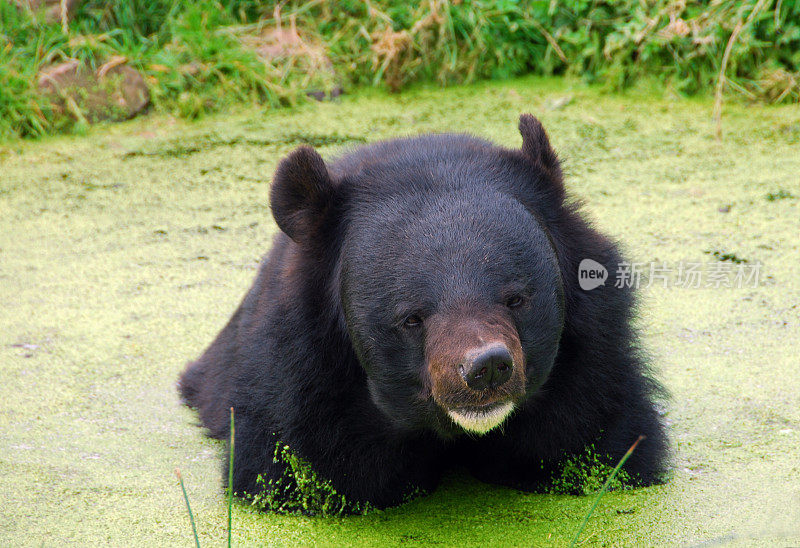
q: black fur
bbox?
[179,114,668,509]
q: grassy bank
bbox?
[1,76,798,546]
[1,0,799,139]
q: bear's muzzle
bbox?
[425,307,526,434]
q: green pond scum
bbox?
[548,446,633,497]
[248,441,634,517]
[1,76,799,546]
[248,443,374,517]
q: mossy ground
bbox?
[1,77,798,547]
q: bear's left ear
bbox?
[518,114,564,191]
[270,145,334,247]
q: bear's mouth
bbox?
[445,401,514,435]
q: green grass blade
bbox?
[175,469,201,548]
[228,407,235,548]
[568,435,645,548]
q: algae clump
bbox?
[249,443,373,516]
[549,446,634,496]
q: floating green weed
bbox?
[249,442,372,517]
[550,445,633,496]
[766,189,796,201]
[705,250,749,264]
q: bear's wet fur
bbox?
[179,114,669,510]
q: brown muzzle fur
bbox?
[425,307,526,410]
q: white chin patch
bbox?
[446,402,514,434]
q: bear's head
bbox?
[270,115,565,437]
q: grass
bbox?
[176,407,234,548]
[1,76,799,546]
[1,0,799,139]
[568,436,644,547]
[227,407,234,547]
[175,469,201,548]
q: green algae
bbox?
[251,442,636,517]
[549,447,633,497]
[249,443,374,517]
[1,76,799,546]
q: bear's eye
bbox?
[402,314,423,328]
[505,295,524,309]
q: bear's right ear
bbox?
[270,145,334,246]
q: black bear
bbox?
[179,114,668,510]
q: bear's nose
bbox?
[459,345,514,391]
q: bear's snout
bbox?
[459,344,514,391]
[425,308,527,435]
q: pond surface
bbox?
[1,76,798,546]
